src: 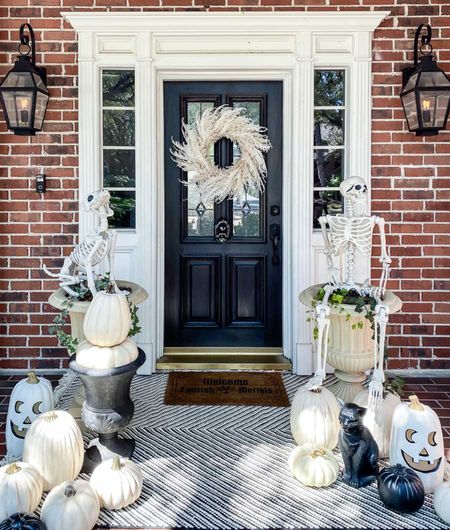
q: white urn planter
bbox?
[299,284,402,402]
[48,280,148,424]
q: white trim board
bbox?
[64,11,389,375]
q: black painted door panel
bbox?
[164,81,282,347]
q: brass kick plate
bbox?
[156,352,291,371]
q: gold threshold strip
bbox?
[156,353,291,371]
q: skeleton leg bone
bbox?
[368,303,389,411]
[306,285,333,390]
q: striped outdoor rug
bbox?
[54,373,446,530]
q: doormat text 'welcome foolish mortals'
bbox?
[164,372,290,407]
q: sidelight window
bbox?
[101,69,136,229]
[313,69,346,228]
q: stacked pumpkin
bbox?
[289,384,340,488]
[76,290,138,370]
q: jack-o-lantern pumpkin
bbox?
[390,394,444,494]
[6,372,54,458]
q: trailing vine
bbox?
[307,285,378,341]
[49,273,141,353]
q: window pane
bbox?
[314,110,344,146]
[102,70,135,107]
[314,70,345,107]
[185,101,215,237]
[314,149,344,188]
[187,101,215,125]
[232,100,261,237]
[103,149,135,188]
[313,190,343,229]
[103,110,135,146]
[109,190,136,229]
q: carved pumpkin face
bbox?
[390,395,445,494]
[6,372,54,459]
[402,427,442,474]
[10,399,43,440]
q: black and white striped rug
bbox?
[55,373,447,530]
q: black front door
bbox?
[164,81,282,348]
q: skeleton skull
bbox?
[83,189,113,217]
[339,176,368,203]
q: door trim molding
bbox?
[64,11,389,374]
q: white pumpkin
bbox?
[0,461,44,520]
[83,290,131,347]
[23,410,84,491]
[6,371,54,458]
[290,385,340,450]
[354,389,401,458]
[390,394,444,494]
[90,456,143,510]
[288,445,339,487]
[76,338,138,370]
[434,481,450,524]
[41,480,100,530]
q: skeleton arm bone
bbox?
[368,303,389,411]
[319,215,341,285]
[374,216,391,297]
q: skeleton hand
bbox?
[306,369,326,391]
[368,368,385,411]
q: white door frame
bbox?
[63,11,389,375]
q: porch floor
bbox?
[1,373,449,530]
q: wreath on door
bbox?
[171,105,271,204]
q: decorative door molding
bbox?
[64,11,389,375]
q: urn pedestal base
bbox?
[69,348,146,473]
[328,370,366,402]
[299,285,402,402]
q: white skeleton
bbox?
[307,176,392,410]
[44,189,120,297]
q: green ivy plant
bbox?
[307,285,378,341]
[49,273,141,354]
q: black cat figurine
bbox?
[338,402,379,488]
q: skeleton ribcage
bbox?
[70,238,109,269]
[328,216,375,256]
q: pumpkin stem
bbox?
[111,456,122,471]
[107,283,115,294]
[64,485,77,498]
[44,410,58,422]
[27,371,39,384]
[311,449,326,458]
[408,394,425,411]
[5,462,21,474]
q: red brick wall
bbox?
[0,1,449,372]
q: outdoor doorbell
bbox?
[36,174,46,193]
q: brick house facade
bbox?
[0,1,449,372]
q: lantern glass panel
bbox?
[404,73,418,92]
[32,73,47,91]
[417,69,450,88]
[1,71,34,88]
[420,91,450,128]
[401,91,419,130]
[34,91,49,129]
[2,91,33,128]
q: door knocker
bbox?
[215,218,230,243]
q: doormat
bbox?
[164,371,290,407]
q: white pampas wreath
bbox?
[171,105,271,203]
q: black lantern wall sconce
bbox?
[400,24,450,136]
[0,24,49,136]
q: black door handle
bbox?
[270,224,280,265]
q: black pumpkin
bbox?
[0,513,47,530]
[378,464,425,513]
